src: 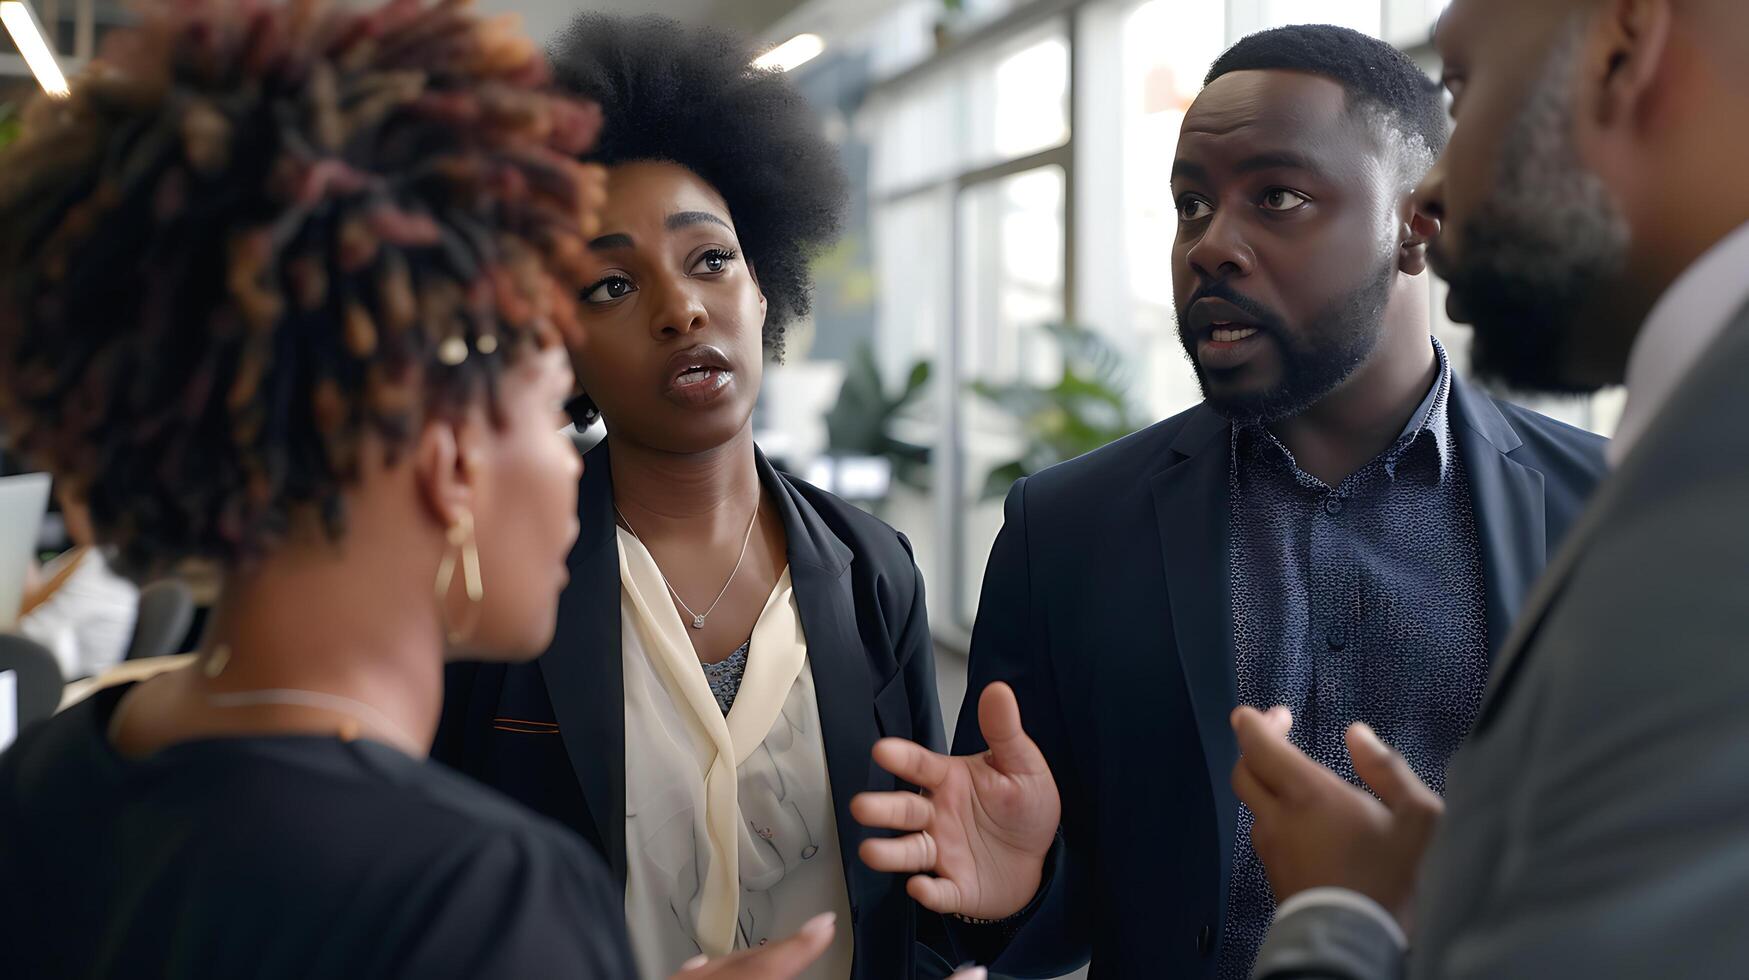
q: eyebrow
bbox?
[1233,151,1323,175]
[587,211,733,251]
[667,210,731,232]
[1170,159,1209,185]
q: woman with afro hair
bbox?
[436,14,954,980]
[0,2,847,978]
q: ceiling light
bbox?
[754,33,824,73]
[1,1,68,98]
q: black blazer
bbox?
[435,441,947,980]
[948,377,1609,979]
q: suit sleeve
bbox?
[1416,468,1749,980]
[896,531,948,754]
[945,477,1093,976]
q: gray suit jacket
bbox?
[1255,302,1749,980]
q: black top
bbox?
[0,684,637,979]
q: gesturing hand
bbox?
[671,913,989,979]
[670,913,832,980]
[1230,706,1444,929]
[850,682,1061,921]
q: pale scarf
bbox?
[617,531,854,979]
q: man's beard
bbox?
[1177,259,1397,425]
[1431,27,1631,394]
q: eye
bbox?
[581,275,635,305]
[1177,197,1213,222]
[1260,188,1310,212]
[691,247,739,275]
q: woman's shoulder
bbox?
[776,468,917,566]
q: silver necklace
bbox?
[615,500,760,630]
[206,688,421,754]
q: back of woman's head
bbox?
[0,0,602,582]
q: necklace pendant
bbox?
[691,615,706,630]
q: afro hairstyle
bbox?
[1206,24,1448,175]
[548,13,847,358]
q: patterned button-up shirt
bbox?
[1217,340,1490,979]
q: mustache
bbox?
[1179,281,1286,332]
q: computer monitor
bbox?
[0,472,53,631]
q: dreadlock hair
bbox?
[550,14,847,360]
[0,0,603,581]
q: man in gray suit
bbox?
[1232,0,1749,976]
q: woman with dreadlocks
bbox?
[0,3,840,978]
[434,15,958,980]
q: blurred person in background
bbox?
[19,487,140,678]
[0,2,849,977]
[852,24,1609,980]
[1233,0,1749,976]
[435,14,953,980]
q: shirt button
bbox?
[1197,924,1215,956]
[1324,496,1344,515]
[1327,627,1347,651]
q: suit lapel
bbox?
[762,453,881,913]
[539,442,629,883]
[1150,405,1239,884]
[1449,378,1546,660]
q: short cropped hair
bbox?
[1206,24,1448,165]
[549,14,847,356]
[0,0,602,579]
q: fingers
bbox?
[1262,705,1293,737]
[1347,723,1443,822]
[906,872,965,914]
[674,912,836,978]
[948,969,989,980]
[1230,757,1276,817]
[859,831,938,874]
[850,790,934,833]
[977,682,1050,776]
[871,737,954,790]
[1231,706,1321,800]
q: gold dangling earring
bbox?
[434,509,484,645]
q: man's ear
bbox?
[1590,0,1675,131]
[1399,202,1441,277]
[413,415,480,533]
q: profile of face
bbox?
[1171,71,1421,423]
[430,346,582,661]
[568,160,769,452]
[1416,0,1633,393]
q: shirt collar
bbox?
[1383,336,1455,483]
[1611,220,1749,468]
[1234,337,1455,488]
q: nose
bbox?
[646,274,709,341]
[1184,209,1256,283]
[1413,154,1448,225]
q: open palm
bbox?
[851,682,1061,920]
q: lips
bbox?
[1184,296,1272,371]
[663,344,735,407]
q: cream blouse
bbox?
[617,531,854,980]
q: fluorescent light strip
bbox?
[753,33,824,73]
[2,1,69,98]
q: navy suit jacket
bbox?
[950,376,1608,978]
[435,442,948,980]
